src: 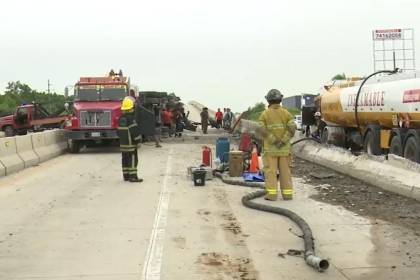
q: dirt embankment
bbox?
[293,158,420,234]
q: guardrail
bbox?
[0,130,67,177]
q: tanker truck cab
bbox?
[317,72,420,163]
[65,71,130,153]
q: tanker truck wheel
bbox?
[363,130,381,156]
[403,137,420,163]
[389,135,403,157]
[320,127,329,144]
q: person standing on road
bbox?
[200,107,209,134]
[172,108,183,137]
[153,105,162,148]
[215,108,223,129]
[223,108,233,130]
[258,89,296,200]
[162,108,173,137]
[117,97,143,183]
[222,108,227,127]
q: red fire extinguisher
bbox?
[202,146,212,167]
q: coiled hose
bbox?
[215,137,329,272]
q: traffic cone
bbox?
[249,147,259,173]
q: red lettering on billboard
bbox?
[403,89,420,103]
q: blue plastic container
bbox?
[216,137,230,163]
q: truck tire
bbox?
[17,130,28,136]
[389,135,403,157]
[364,130,381,156]
[320,127,329,144]
[4,126,15,137]
[68,140,81,154]
[403,136,420,163]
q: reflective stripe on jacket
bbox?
[118,112,141,152]
[258,104,296,156]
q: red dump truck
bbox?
[0,103,68,137]
[64,71,131,153]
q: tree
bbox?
[332,73,347,80]
[0,81,69,117]
[241,102,266,121]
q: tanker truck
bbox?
[307,71,420,163]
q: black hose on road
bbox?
[291,137,321,145]
[215,137,329,272]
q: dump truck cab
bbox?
[65,71,130,153]
[0,103,68,137]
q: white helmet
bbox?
[314,112,321,117]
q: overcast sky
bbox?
[1,0,419,111]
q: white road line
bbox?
[141,148,173,280]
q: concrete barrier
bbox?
[32,130,67,162]
[31,132,53,163]
[43,130,64,158]
[54,130,68,151]
[0,137,24,175]
[0,130,68,178]
[16,134,40,168]
[293,141,420,202]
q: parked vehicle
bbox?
[294,115,302,131]
[308,71,420,163]
[64,70,131,153]
[0,103,68,137]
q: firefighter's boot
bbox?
[129,177,143,183]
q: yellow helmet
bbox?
[121,97,135,111]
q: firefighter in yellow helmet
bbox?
[118,97,142,182]
[258,89,296,200]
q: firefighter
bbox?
[258,89,296,200]
[118,97,143,182]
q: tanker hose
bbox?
[214,170,330,272]
[354,69,398,133]
[291,137,321,145]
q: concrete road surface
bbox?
[0,134,419,279]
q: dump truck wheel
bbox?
[4,126,15,137]
[403,136,420,163]
[68,140,81,153]
[389,135,403,157]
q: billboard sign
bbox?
[373,29,402,40]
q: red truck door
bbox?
[14,106,32,129]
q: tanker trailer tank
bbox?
[318,71,420,163]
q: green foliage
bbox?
[287,107,301,116]
[241,102,301,121]
[332,73,346,80]
[241,102,266,121]
[0,81,70,117]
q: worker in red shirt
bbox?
[215,108,223,129]
[162,108,173,137]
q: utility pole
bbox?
[47,79,52,113]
